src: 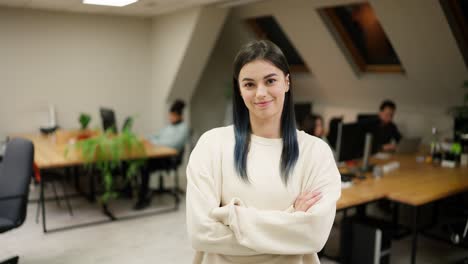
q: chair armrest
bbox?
[0,194,25,201]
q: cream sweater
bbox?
[186,126,341,264]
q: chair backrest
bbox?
[0,138,34,231]
[174,147,185,168]
[100,107,117,133]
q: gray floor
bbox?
[2,185,467,264]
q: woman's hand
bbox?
[294,191,322,212]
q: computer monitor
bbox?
[336,122,375,174]
[336,122,367,162]
[100,107,117,133]
[357,113,378,123]
[294,103,312,127]
[327,117,343,150]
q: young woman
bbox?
[186,40,341,264]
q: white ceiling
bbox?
[0,0,256,17]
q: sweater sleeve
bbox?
[211,140,341,255]
[186,131,259,256]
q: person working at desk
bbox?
[134,99,189,210]
[370,100,402,152]
[301,114,325,138]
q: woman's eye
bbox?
[266,79,276,85]
[244,82,255,88]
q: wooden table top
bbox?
[337,154,468,209]
[14,130,178,169]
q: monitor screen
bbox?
[327,117,343,150]
[100,107,117,133]
[337,122,368,162]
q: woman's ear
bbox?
[285,74,290,92]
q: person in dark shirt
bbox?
[370,100,402,152]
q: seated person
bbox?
[301,114,325,138]
[367,100,402,152]
[301,114,335,156]
[135,99,189,210]
[148,100,189,150]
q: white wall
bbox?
[0,5,229,191]
[168,6,228,103]
[190,11,256,135]
[149,6,228,134]
[0,7,152,137]
[149,7,201,133]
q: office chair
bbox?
[0,138,34,264]
[449,207,468,264]
[152,147,185,200]
[450,216,468,245]
[35,168,74,224]
[100,107,117,133]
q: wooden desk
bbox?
[13,130,179,233]
[15,130,178,169]
[337,154,468,264]
[338,155,468,209]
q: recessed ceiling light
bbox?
[83,0,139,7]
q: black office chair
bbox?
[152,147,185,199]
[0,138,34,264]
[35,169,74,224]
[450,208,468,264]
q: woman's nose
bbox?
[256,85,267,98]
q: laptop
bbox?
[396,137,422,154]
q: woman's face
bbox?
[314,118,324,137]
[238,59,289,122]
[169,112,181,124]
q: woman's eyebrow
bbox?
[263,73,277,79]
[241,73,278,82]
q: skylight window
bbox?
[319,3,404,73]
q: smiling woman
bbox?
[186,40,341,264]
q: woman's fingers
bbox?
[294,191,322,212]
[303,193,322,211]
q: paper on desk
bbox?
[374,152,391,160]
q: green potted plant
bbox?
[77,113,93,140]
[79,113,91,130]
[67,128,146,203]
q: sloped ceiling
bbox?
[235,0,467,111]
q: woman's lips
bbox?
[255,100,273,108]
